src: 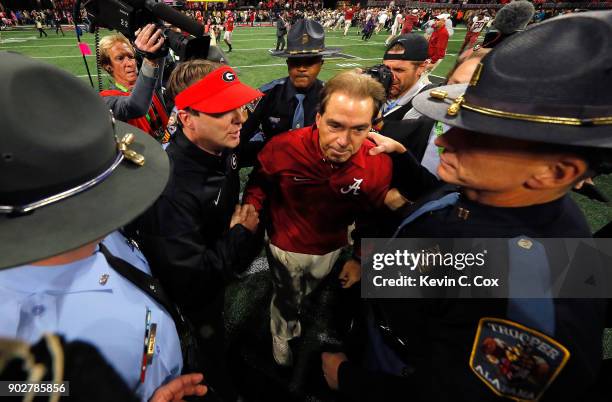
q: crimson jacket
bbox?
[428,25,449,63]
[100,89,168,140]
[244,125,392,255]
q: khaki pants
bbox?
[267,244,342,342]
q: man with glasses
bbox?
[241,19,340,143]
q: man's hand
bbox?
[321,352,348,390]
[384,188,409,211]
[134,23,165,66]
[338,259,361,288]
[367,131,407,156]
[574,177,594,190]
[149,373,207,402]
[230,204,259,233]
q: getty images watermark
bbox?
[361,238,612,299]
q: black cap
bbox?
[384,34,429,62]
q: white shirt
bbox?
[383,77,430,120]
[394,13,403,27]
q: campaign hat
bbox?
[413,11,612,150]
[0,52,169,269]
[272,18,341,58]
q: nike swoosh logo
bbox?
[213,189,222,206]
[293,177,312,182]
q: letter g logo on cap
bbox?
[222,71,236,82]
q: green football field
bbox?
[1,24,610,231]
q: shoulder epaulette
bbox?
[259,78,286,93]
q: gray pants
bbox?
[267,244,342,342]
[276,34,286,51]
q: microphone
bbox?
[145,0,204,37]
[482,1,536,48]
[493,0,536,34]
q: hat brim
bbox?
[413,84,612,149]
[0,122,170,269]
[271,48,342,58]
[190,82,263,114]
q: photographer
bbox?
[99,24,168,141]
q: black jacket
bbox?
[132,128,262,323]
[339,191,609,402]
[380,83,437,163]
[276,18,287,36]
[241,77,324,142]
[381,116,436,163]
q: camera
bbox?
[363,64,394,97]
[80,0,210,61]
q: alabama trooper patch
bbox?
[470,318,570,401]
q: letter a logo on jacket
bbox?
[340,178,363,195]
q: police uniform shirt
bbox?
[0,231,183,402]
[241,77,324,142]
[339,193,608,402]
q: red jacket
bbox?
[100,89,168,139]
[428,25,449,63]
[244,126,392,255]
[402,15,418,34]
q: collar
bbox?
[172,127,228,170]
[0,252,116,294]
[308,126,367,169]
[386,78,429,111]
[113,82,131,93]
[456,193,572,228]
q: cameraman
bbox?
[99,24,168,141]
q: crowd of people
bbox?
[1,1,611,402]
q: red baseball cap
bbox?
[175,66,263,114]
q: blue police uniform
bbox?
[241,77,324,142]
[338,189,609,402]
[0,231,183,402]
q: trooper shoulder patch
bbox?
[469,317,570,402]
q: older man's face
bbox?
[316,92,374,164]
[434,128,575,195]
[107,42,138,89]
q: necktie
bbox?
[292,94,306,129]
[382,100,398,115]
[506,237,555,335]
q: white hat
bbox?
[437,13,450,20]
[412,9,419,15]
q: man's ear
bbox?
[526,157,588,190]
[177,110,191,130]
[315,112,322,127]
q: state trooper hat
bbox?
[0,52,170,269]
[413,11,612,151]
[272,18,341,58]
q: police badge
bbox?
[470,317,570,401]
